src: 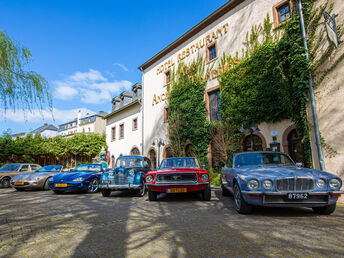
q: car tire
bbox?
[53,190,63,194]
[202,184,211,201]
[15,188,24,191]
[136,182,146,197]
[101,189,111,197]
[234,183,253,214]
[221,183,231,196]
[87,178,99,193]
[1,177,11,188]
[312,204,336,215]
[43,179,51,190]
[148,189,157,201]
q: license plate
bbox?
[15,182,24,186]
[287,193,308,200]
[55,183,67,187]
[167,188,187,193]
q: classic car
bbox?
[145,157,211,201]
[10,165,63,191]
[48,164,103,193]
[220,151,343,214]
[99,155,151,197]
[0,163,41,188]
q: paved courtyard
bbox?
[0,188,343,257]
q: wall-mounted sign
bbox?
[323,12,342,48]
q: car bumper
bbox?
[48,182,88,192]
[10,180,45,189]
[99,183,142,190]
[241,191,343,207]
[146,182,209,193]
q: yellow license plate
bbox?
[15,182,24,186]
[167,188,187,193]
[55,183,67,187]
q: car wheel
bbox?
[234,183,253,214]
[53,190,63,194]
[1,177,11,188]
[43,179,51,190]
[148,189,157,201]
[221,183,231,196]
[312,204,336,215]
[15,188,24,191]
[101,189,111,197]
[87,178,99,193]
[202,184,211,201]
[136,182,146,197]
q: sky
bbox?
[0,0,228,134]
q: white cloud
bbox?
[53,69,132,104]
[0,108,95,124]
[113,63,129,72]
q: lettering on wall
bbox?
[152,92,168,106]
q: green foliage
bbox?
[0,30,51,111]
[0,133,106,167]
[168,58,210,164]
[208,168,221,186]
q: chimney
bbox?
[44,122,48,126]
[77,110,81,126]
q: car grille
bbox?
[113,176,129,185]
[156,173,197,184]
[276,177,314,192]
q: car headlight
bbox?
[128,169,135,176]
[73,177,84,182]
[247,179,259,191]
[329,178,341,190]
[146,175,154,183]
[201,174,209,181]
[48,177,54,182]
[316,178,326,188]
[263,179,273,189]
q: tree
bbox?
[0,30,51,111]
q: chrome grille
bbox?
[113,176,129,185]
[276,177,314,192]
[156,173,197,184]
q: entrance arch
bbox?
[184,143,195,157]
[287,129,305,163]
[130,146,140,155]
[243,134,264,151]
[163,145,173,159]
[148,147,157,170]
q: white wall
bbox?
[40,130,58,138]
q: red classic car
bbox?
[145,157,211,201]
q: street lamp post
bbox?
[240,121,260,151]
[152,138,165,166]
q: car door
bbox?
[221,155,234,189]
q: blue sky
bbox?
[0,0,228,134]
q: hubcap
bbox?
[88,179,98,192]
[3,179,10,188]
[234,186,241,209]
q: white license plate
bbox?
[287,193,308,200]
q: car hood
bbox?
[52,172,94,182]
[154,168,205,174]
[13,172,57,181]
[237,166,334,178]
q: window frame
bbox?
[132,117,138,131]
[164,70,171,86]
[206,42,217,62]
[207,88,221,122]
[111,126,116,141]
[164,106,169,123]
[273,0,292,27]
[119,123,124,139]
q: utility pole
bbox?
[297,0,325,170]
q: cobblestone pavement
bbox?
[0,188,343,257]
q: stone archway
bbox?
[147,147,157,170]
[163,145,173,159]
[184,143,195,157]
[282,124,296,153]
[241,132,267,151]
[130,146,140,155]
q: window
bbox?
[119,123,124,139]
[164,106,169,123]
[207,43,217,61]
[165,70,171,85]
[243,135,263,152]
[273,1,291,26]
[20,165,29,172]
[132,118,138,131]
[208,89,221,122]
[31,165,40,171]
[111,126,116,141]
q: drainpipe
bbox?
[140,68,145,156]
[297,0,325,171]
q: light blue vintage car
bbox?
[220,151,343,214]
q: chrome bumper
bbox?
[146,182,209,186]
[99,184,141,190]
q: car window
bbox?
[115,157,143,168]
[0,164,21,171]
[20,165,30,172]
[74,164,102,172]
[31,165,40,171]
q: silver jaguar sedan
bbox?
[10,165,64,191]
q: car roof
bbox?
[117,155,146,159]
[234,151,287,156]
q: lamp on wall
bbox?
[240,121,260,151]
[152,138,165,166]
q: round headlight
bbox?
[247,179,259,191]
[201,174,209,181]
[128,169,135,176]
[73,177,84,182]
[316,178,326,188]
[329,178,341,190]
[263,179,273,189]
[146,175,153,183]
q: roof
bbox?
[31,124,58,133]
[138,0,244,71]
[104,99,140,119]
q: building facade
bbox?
[139,0,298,167]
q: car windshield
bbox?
[234,153,294,167]
[36,165,62,172]
[115,157,143,168]
[0,164,21,171]
[158,158,200,169]
[73,164,102,172]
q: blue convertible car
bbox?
[221,151,343,214]
[48,164,103,193]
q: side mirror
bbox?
[296,162,304,168]
[62,168,69,172]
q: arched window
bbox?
[243,135,263,151]
[184,144,195,157]
[130,147,140,155]
[287,129,305,163]
[163,146,173,159]
[148,148,157,170]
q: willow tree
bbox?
[0,30,51,111]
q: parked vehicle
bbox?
[0,163,41,188]
[10,165,63,191]
[220,151,343,214]
[145,157,211,201]
[48,164,103,193]
[99,155,151,197]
